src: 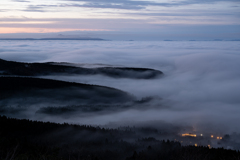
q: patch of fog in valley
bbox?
[1,41,240,148]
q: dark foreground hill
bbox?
[0,115,239,160]
[0,58,163,79]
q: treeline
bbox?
[0,116,239,160]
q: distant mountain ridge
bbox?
[0,37,105,40]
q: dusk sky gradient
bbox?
[0,0,240,40]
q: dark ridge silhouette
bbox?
[0,115,239,160]
[0,77,135,105]
[0,58,163,79]
[0,76,132,93]
[0,76,120,90]
[96,67,163,79]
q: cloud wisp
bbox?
[7,0,240,12]
[0,0,238,36]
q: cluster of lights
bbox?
[182,133,197,137]
[193,143,211,148]
[211,135,222,139]
[180,133,222,149]
[181,133,222,140]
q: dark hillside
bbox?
[0,116,239,160]
[0,58,163,79]
[0,77,135,110]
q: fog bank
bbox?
[1,41,240,134]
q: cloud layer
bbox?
[1,0,239,36]
[0,40,240,135]
[12,0,240,10]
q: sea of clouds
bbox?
[0,40,240,134]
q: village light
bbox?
[182,133,197,137]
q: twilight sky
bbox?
[0,0,240,40]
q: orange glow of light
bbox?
[211,135,214,138]
[0,28,111,34]
[195,144,197,147]
[220,137,222,139]
[217,137,220,139]
[208,145,211,149]
[182,133,197,137]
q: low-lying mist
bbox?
[0,41,240,149]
